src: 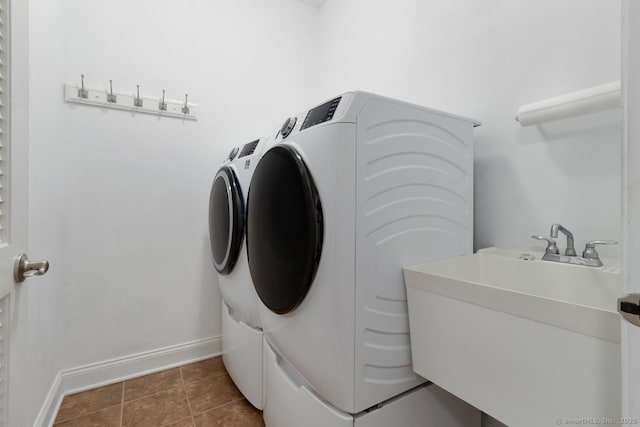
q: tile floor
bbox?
[53,357,264,427]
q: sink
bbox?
[404,248,622,427]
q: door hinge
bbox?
[619,294,640,327]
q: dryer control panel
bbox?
[300,97,341,131]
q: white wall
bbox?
[28,0,321,379]
[318,0,622,258]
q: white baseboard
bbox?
[33,336,221,427]
[33,373,62,427]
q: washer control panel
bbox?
[228,146,240,161]
[238,140,260,158]
[301,97,341,131]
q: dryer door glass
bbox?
[247,145,323,314]
[209,166,244,275]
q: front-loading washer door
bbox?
[209,165,244,275]
[246,145,323,315]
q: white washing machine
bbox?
[208,137,270,410]
[246,92,481,426]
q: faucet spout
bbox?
[550,224,577,256]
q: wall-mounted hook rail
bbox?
[64,84,197,121]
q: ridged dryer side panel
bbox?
[354,96,475,411]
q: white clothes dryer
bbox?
[246,92,481,426]
[209,137,269,409]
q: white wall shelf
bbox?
[64,84,197,121]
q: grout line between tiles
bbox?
[158,416,195,427]
[120,382,125,427]
[180,366,197,426]
[182,372,228,386]
[56,359,222,427]
[182,371,229,391]
[120,384,185,405]
[118,383,194,427]
[121,368,183,404]
[53,403,123,425]
[180,357,227,385]
[189,396,246,417]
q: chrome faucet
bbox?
[531,224,618,267]
[550,224,576,256]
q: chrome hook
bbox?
[78,74,88,99]
[107,80,117,103]
[159,89,167,111]
[134,84,143,107]
[182,93,190,115]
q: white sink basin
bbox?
[404,248,622,427]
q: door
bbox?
[209,166,244,275]
[0,0,39,425]
[622,0,640,418]
[246,145,323,314]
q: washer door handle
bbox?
[14,253,49,283]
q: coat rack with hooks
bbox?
[64,75,197,121]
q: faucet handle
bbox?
[531,235,560,255]
[582,240,618,259]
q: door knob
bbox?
[13,253,49,283]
